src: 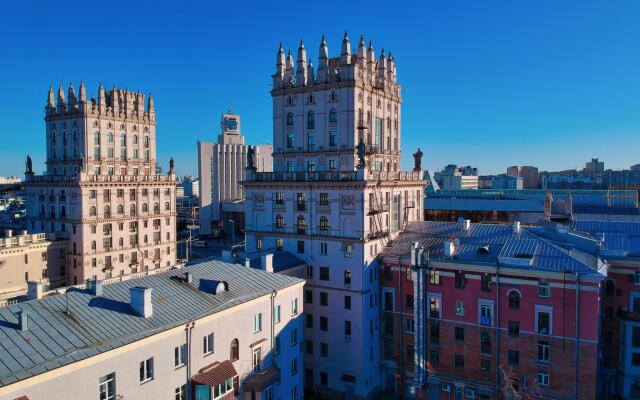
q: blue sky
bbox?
[0,0,638,177]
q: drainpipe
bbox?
[495,262,501,396]
[575,273,581,399]
[186,321,195,400]
[271,290,277,353]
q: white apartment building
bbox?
[243,33,425,399]
[198,113,272,235]
[24,83,177,285]
[0,260,304,400]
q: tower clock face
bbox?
[225,118,238,131]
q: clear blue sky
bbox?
[1,0,638,177]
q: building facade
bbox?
[24,83,177,285]
[0,261,304,400]
[379,220,604,399]
[507,166,539,189]
[243,33,425,399]
[198,112,272,235]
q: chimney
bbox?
[444,240,455,258]
[27,281,44,300]
[88,279,103,296]
[262,253,274,273]
[461,219,471,231]
[18,311,28,332]
[185,271,193,284]
[130,287,153,318]
[245,258,252,268]
[5,229,12,238]
[513,221,521,235]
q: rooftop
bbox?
[0,260,303,387]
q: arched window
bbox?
[142,203,148,212]
[286,112,294,126]
[117,205,124,214]
[230,339,239,361]
[89,206,96,216]
[508,290,521,310]
[307,111,315,130]
[107,132,113,143]
[133,135,138,145]
[276,214,284,228]
[165,201,170,211]
[319,216,329,231]
[154,202,160,214]
[329,108,337,123]
[130,204,136,215]
[120,133,126,146]
[104,205,110,218]
[296,215,306,234]
[144,136,149,148]
[93,132,100,145]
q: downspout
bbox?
[495,262,501,396]
[399,259,404,396]
[186,321,195,400]
[575,272,581,399]
[423,251,430,394]
[271,290,277,353]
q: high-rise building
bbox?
[242,33,426,399]
[25,83,177,285]
[198,112,272,235]
[507,165,539,189]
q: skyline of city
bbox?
[1,1,639,177]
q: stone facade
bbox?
[243,33,426,399]
[25,83,177,285]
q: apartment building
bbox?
[0,260,304,400]
[379,220,604,399]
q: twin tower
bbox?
[273,31,399,90]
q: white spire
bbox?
[296,39,308,86]
[317,35,329,83]
[79,81,86,102]
[341,31,351,64]
[57,84,65,106]
[47,86,54,107]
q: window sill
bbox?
[203,351,213,357]
[139,378,154,385]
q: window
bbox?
[275,214,284,228]
[633,327,640,347]
[320,371,328,385]
[344,295,352,310]
[344,244,352,257]
[454,327,465,342]
[175,384,186,400]
[538,281,550,297]
[430,269,441,284]
[320,342,328,357]
[508,349,520,365]
[481,332,492,354]
[535,305,553,335]
[454,354,464,370]
[291,328,298,345]
[320,316,328,331]
[455,301,465,316]
[406,294,414,309]
[508,320,520,337]
[344,270,351,285]
[538,341,550,362]
[430,323,440,344]
[481,274,492,291]
[296,240,304,254]
[320,242,328,255]
[230,339,239,361]
[329,130,337,146]
[304,289,313,303]
[139,357,153,383]
[291,357,298,376]
[305,314,313,329]
[319,216,329,231]
[429,350,440,364]
[286,112,294,126]
[174,344,187,367]
[455,271,465,288]
[481,359,491,375]
[320,292,328,306]
[429,295,441,318]
[254,313,263,332]
[345,320,352,336]
[307,111,315,129]
[329,108,337,123]
[99,372,116,400]
[406,318,415,334]
[384,289,395,311]
[203,333,214,355]
[537,371,549,387]
[508,290,521,309]
[479,300,494,326]
[319,267,329,281]
[291,298,298,315]
[253,347,262,371]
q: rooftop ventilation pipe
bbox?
[130,287,153,318]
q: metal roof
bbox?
[382,221,599,274]
[0,261,303,387]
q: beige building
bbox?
[0,261,304,400]
[25,83,177,285]
[0,230,67,301]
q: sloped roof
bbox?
[0,261,303,387]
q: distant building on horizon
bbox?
[435,164,479,190]
[198,112,272,235]
[507,165,539,189]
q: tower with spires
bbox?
[25,83,176,286]
[244,33,426,399]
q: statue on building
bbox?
[247,146,255,170]
[169,157,175,173]
[356,138,366,169]
[413,148,423,171]
[25,155,33,174]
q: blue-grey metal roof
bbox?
[0,261,303,387]
[569,220,640,255]
[382,221,600,275]
[247,251,305,273]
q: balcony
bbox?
[368,203,389,215]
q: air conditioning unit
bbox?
[441,383,451,393]
[466,388,476,399]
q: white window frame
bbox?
[538,341,550,362]
[535,305,553,336]
[291,327,298,346]
[174,344,187,368]
[537,371,550,387]
[139,357,153,383]
[175,384,186,400]
[478,299,495,326]
[538,281,551,298]
[428,293,442,319]
[291,298,298,316]
[99,373,116,400]
[203,332,214,355]
[253,346,262,371]
[264,386,274,400]
[254,313,263,333]
[274,305,281,323]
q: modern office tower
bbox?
[198,112,272,235]
[508,165,539,189]
[242,33,426,399]
[25,83,177,285]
